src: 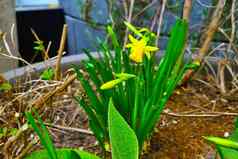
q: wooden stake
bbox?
[183,0,225,82]
[182,0,192,22]
[55,24,68,81]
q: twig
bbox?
[196,0,216,8]
[32,74,76,108]
[31,29,50,60]
[218,59,228,94]
[1,32,35,70]
[132,0,157,20]
[45,41,52,58]
[183,0,192,22]
[228,0,236,53]
[44,123,93,135]
[15,141,35,159]
[54,24,68,81]
[3,33,13,56]
[164,111,238,117]
[122,0,128,20]
[195,78,217,91]
[123,0,135,49]
[0,52,34,71]
[43,41,52,68]
[31,28,40,41]
[156,0,167,45]
[3,124,28,159]
[150,2,161,31]
[197,0,225,61]
[183,0,226,82]
[218,28,238,53]
[10,24,16,50]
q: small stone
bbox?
[56,115,60,121]
[22,123,28,131]
[211,100,216,103]
[224,132,229,137]
[221,98,228,103]
[164,108,170,113]
[30,134,34,139]
[15,112,20,118]
[175,90,181,95]
[172,120,178,124]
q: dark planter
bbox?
[15,2,65,63]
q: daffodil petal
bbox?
[124,21,143,37]
[139,28,149,33]
[128,34,138,44]
[115,73,136,79]
[145,52,151,59]
[100,79,123,90]
[126,44,133,48]
[145,46,159,52]
[129,50,143,63]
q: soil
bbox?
[1,78,238,159]
[144,81,238,159]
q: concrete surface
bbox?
[0,0,19,73]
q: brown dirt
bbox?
[143,81,238,159]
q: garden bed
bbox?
[1,70,237,159]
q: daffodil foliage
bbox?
[204,118,238,159]
[74,19,194,152]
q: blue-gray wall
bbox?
[59,0,220,55]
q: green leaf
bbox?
[40,68,54,80]
[138,19,188,148]
[217,123,238,159]
[107,25,122,73]
[25,111,101,159]
[0,127,8,139]
[33,40,44,54]
[204,136,238,150]
[124,22,143,37]
[25,111,58,159]
[108,99,139,159]
[24,148,101,159]
[74,96,106,149]
[73,65,105,115]
[107,26,119,48]
[0,82,12,91]
[205,118,238,159]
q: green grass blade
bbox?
[73,65,105,115]
[138,19,188,147]
[83,49,112,82]
[25,111,58,159]
[131,77,141,130]
[74,96,107,147]
[107,25,122,73]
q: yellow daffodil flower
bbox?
[126,35,158,63]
